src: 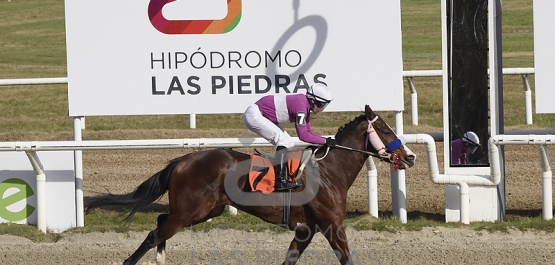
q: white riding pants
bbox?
[243,104,295,149]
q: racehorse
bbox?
[86,105,416,265]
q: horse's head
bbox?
[363,105,416,170]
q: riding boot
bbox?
[274,146,301,191]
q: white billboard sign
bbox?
[533,0,555,113]
[65,0,404,116]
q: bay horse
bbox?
[86,105,416,265]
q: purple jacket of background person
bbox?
[451,139,467,165]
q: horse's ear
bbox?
[365,105,376,119]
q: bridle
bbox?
[333,116,405,170]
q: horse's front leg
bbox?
[322,224,353,265]
[282,226,315,265]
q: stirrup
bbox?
[275,180,302,191]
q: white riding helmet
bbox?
[462,131,479,145]
[307,83,332,110]
[462,131,480,153]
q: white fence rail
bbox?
[0,77,67,86]
[0,68,536,128]
[405,133,554,224]
[4,133,552,230]
[403,67,535,126]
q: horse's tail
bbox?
[85,156,183,220]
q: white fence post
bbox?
[366,157,378,217]
[522,74,533,124]
[190,114,196,129]
[73,117,84,227]
[406,77,418,126]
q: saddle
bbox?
[248,148,313,193]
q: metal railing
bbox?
[0,68,535,127]
[403,67,535,126]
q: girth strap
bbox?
[283,190,291,225]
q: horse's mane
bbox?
[334,113,367,141]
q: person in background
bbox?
[243,83,336,190]
[451,131,480,165]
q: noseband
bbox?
[365,116,405,170]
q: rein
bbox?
[334,144,389,160]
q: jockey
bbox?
[243,83,337,190]
[451,131,480,165]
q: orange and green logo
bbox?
[148,0,242,34]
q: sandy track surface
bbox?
[1,228,554,264]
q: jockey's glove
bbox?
[325,137,337,147]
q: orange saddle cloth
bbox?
[248,150,303,194]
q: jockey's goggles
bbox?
[470,144,479,154]
[314,100,330,109]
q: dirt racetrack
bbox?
[1,128,554,264]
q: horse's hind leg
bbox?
[154,214,169,264]
[123,229,163,265]
[123,205,227,265]
[123,213,182,265]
